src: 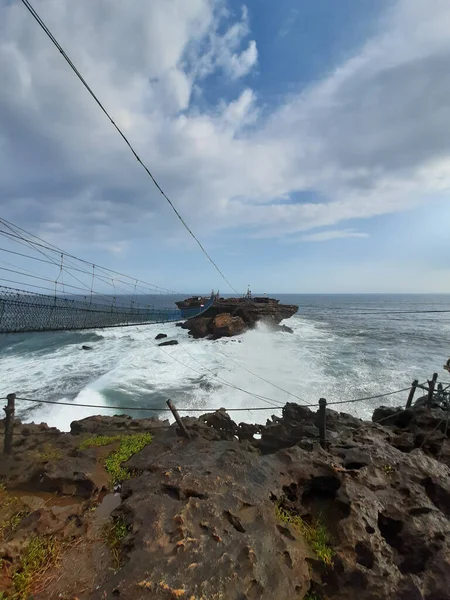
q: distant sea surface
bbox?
[0,294,449,430]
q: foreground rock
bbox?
[0,403,449,599]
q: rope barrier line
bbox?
[19,0,239,294]
[326,387,412,406]
[372,408,407,425]
[300,306,450,316]
[1,384,415,414]
[8,397,286,412]
[419,418,445,449]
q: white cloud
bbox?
[0,0,450,251]
[297,229,369,243]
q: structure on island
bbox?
[177,289,299,339]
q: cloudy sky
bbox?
[1,0,450,294]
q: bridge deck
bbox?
[0,287,213,334]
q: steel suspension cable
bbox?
[19,0,239,294]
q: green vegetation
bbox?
[382,464,395,475]
[103,517,128,569]
[80,433,152,484]
[104,433,152,484]
[39,444,62,462]
[304,592,321,600]
[79,434,121,450]
[276,504,334,566]
[12,535,59,599]
[0,485,29,542]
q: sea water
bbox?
[0,294,449,430]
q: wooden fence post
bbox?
[3,393,16,455]
[406,379,419,409]
[318,398,327,449]
[427,373,438,407]
[167,399,191,440]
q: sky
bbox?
[1,0,450,294]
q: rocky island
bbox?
[1,398,449,599]
[177,295,299,339]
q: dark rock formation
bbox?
[372,405,450,467]
[70,414,167,435]
[155,333,167,340]
[277,324,294,333]
[158,339,179,347]
[1,403,450,599]
[182,298,298,339]
[182,316,210,339]
[81,345,93,350]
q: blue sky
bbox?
[1,0,450,294]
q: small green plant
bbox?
[12,535,59,599]
[103,433,152,485]
[304,592,321,600]
[276,504,334,566]
[382,464,395,474]
[103,517,128,569]
[79,434,121,450]
[80,433,152,485]
[39,444,62,462]
[0,486,29,542]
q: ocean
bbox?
[1,294,449,431]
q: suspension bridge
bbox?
[0,286,216,334]
[0,1,243,335]
[0,219,219,334]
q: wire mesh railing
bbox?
[0,286,182,333]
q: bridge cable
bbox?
[216,348,308,404]
[175,342,285,408]
[0,224,157,306]
[20,0,239,294]
[0,220,180,294]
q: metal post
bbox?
[406,379,419,409]
[167,399,191,440]
[427,373,438,407]
[318,398,327,449]
[3,393,16,455]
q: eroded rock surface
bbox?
[0,403,449,599]
[181,299,298,339]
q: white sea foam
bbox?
[1,301,448,431]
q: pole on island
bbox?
[3,393,16,455]
[167,399,191,440]
[318,398,327,449]
[406,379,419,409]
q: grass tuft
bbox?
[79,434,121,450]
[103,517,128,569]
[80,433,152,484]
[103,433,152,485]
[39,444,62,462]
[304,593,321,600]
[12,535,59,599]
[276,504,334,566]
[0,485,29,542]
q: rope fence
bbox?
[1,375,446,451]
[2,373,449,454]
